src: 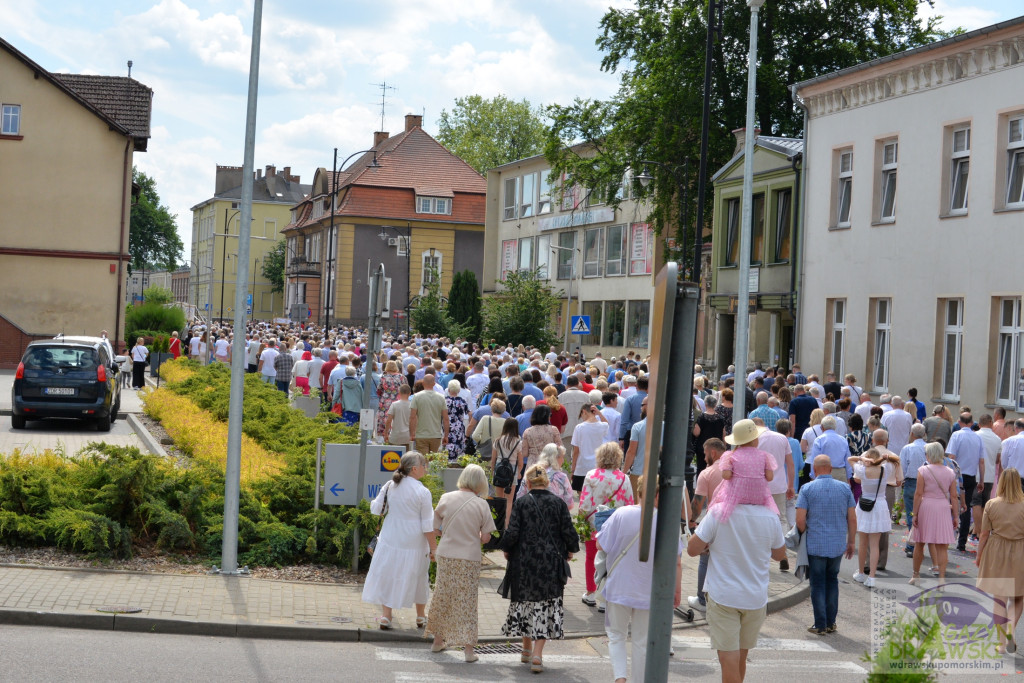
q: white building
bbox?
[793,16,1024,416]
[482,152,655,356]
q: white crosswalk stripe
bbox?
[672,635,836,652]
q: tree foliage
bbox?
[411,268,450,337]
[446,270,482,341]
[142,285,174,306]
[130,168,184,271]
[483,269,562,349]
[262,239,286,294]
[437,95,548,175]
[544,0,947,276]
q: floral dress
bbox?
[446,395,470,461]
[579,468,635,530]
[377,372,405,436]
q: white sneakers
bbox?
[687,596,707,612]
[865,577,876,588]
[852,572,867,583]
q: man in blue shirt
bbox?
[515,396,536,436]
[899,424,928,556]
[809,417,852,481]
[619,375,648,449]
[748,393,780,430]
[797,454,856,634]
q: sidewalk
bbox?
[0,548,807,642]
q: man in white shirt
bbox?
[257,340,279,384]
[619,374,638,402]
[189,330,202,360]
[687,429,786,683]
[878,394,893,413]
[545,346,559,365]
[1000,419,1024,479]
[600,392,622,445]
[753,418,796,540]
[854,393,875,423]
[245,336,261,373]
[881,396,914,453]
[558,375,592,453]
[570,404,609,491]
[466,362,490,405]
[947,412,985,551]
[974,413,1003,538]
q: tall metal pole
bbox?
[219,208,231,323]
[325,147,337,330]
[354,264,384,572]
[251,256,260,323]
[733,0,764,431]
[219,0,262,575]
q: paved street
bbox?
[0,370,150,454]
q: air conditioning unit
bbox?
[388,238,399,247]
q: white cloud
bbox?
[920,1,1002,32]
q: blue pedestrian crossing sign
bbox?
[571,315,591,335]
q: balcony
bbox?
[288,256,321,276]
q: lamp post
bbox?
[220,208,241,323]
[549,243,582,352]
[734,0,765,432]
[251,256,261,323]
[324,148,380,331]
[379,224,412,336]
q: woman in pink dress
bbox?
[909,442,959,583]
[377,360,406,437]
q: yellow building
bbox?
[189,165,311,322]
[0,37,151,364]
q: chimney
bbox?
[266,164,276,177]
[732,127,761,156]
[373,131,390,147]
[283,166,291,179]
[256,168,262,179]
[215,165,244,195]
[405,113,423,132]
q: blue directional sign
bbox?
[246,293,253,306]
[571,315,591,335]
[322,444,406,506]
[329,483,344,496]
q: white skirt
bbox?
[361,527,431,609]
[855,496,891,534]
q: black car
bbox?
[11,336,124,431]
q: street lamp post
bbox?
[734,0,766,432]
[251,256,261,323]
[220,208,241,323]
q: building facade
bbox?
[171,266,190,304]
[794,16,1024,416]
[482,152,655,356]
[283,114,486,330]
[189,165,310,322]
[709,132,803,375]
[0,37,151,364]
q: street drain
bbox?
[462,643,522,655]
[96,606,143,614]
[330,616,352,624]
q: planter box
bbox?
[149,353,172,376]
[441,467,462,492]
[292,395,321,418]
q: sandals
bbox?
[520,649,533,664]
[430,641,446,653]
[378,616,392,630]
[416,616,427,629]
[531,656,543,674]
[465,651,479,663]
[908,574,920,586]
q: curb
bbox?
[126,413,168,458]
[767,578,811,615]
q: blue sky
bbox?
[3,0,1020,249]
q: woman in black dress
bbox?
[500,464,580,674]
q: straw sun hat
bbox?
[724,419,766,447]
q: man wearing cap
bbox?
[688,419,786,682]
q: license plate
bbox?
[44,387,76,396]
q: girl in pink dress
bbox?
[708,420,778,523]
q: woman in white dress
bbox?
[362,451,437,629]
[848,447,900,587]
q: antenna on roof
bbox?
[127,60,133,78]
[371,81,398,131]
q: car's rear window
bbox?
[23,346,98,370]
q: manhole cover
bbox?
[96,605,143,614]
[465,643,522,655]
[330,616,352,624]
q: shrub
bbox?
[125,302,185,345]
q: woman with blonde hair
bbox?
[362,452,436,630]
[500,464,580,674]
[426,464,496,662]
[800,408,826,454]
[848,447,901,587]
[976,468,1024,653]
[539,385,568,434]
[908,442,958,583]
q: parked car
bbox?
[11,336,125,431]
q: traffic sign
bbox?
[571,315,591,335]
[247,293,253,306]
[322,443,406,506]
[246,308,252,315]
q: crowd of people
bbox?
[178,319,1024,676]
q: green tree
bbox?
[130,168,184,270]
[262,239,286,293]
[544,0,947,275]
[142,285,174,306]
[411,267,449,337]
[446,270,482,341]
[483,269,561,349]
[436,95,548,175]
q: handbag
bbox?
[858,465,884,512]
[367,483,391,555]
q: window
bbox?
[311,200,324,220]
[826,298,846,377]
[871,298,891,392]
[605,224,626,276]
[750,193,765,264]
[940,299,964,400]
[421,251,442,290]
[1007,116,1024,208]
[583,227,603,278]
[556,231,576,280]
[950,127,970,213]
[520,173,537,218]
[287,236,298,261]
[773,189,792,262]
[503,177,519,220]
[628,223,652,276]
[260,292,275,312]
[603,301,625,347]
[500,239,517,280]
[560,173,583,211]
[579,301,603,346]
[416,197,451,214]
[1,104,20,136]
[536,234,551,279]
[836,150,853,227]
[518,237,534,272]
[627,300,651,348]
[538,173,552,215]
[995,297,1023,405]
[724,198,740,266]
[879,141,898,221]
[303,232,321,262]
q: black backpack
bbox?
[492,436,519,489]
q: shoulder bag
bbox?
[595,526,641,594]
[858,464,884,512]
[440,494,478,535]
[587,476,626,532]
[367,483,391,556]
